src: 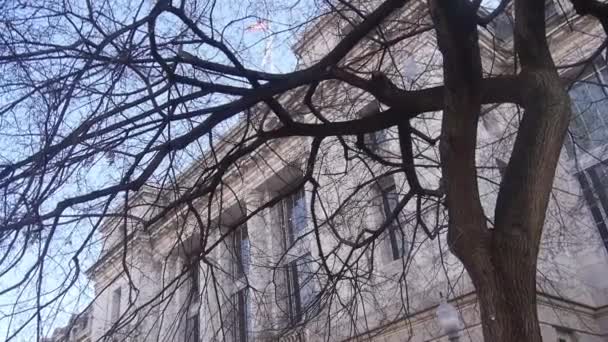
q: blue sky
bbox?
[0,0,307,339]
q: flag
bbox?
[246,20,269,32]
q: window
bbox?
[191,260,200,297]
[184,256,200,342]
[232,225,250,279]
[286,253,318,323]
[545,0,559,22]
[486,9,512,41]
[495,158,508,178]
[81,316,88,330]
[555,327,577,342]
[277,187,318,323]
[378,179,406,261]
[358,101,389,154]
[229,289,249,342]
[111,287,121,323]
[366,129,388,153]
[577,161,608,253]
[184,314,200,342]
[279,187,307,248]
[567,57,608,156]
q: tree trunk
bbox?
[452,231,543,342]
[429,0,571,341]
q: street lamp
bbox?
[436,298,462,341]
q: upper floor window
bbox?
[190,258,200,299]
[80,315,88,331]
[232,224,250,279]
[377,178,407,261]
[279,187,308,247]
[366,129,389,153]
[577,161,608,254]
[184,313,200,342]
[495,158,508,178]
[111,287,121,323]
[229,288,249,342]
[185,255,200,342]
[567,57,608,157]
[358,101,390,155]
[276,187,319,323]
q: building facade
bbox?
[43,307,92,342]
[86,1,608,341]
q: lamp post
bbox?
[436,299,462,342]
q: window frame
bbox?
[184,313,200,342]
[566,56,608,160]
[285,252,318,324]
[110,287,122,323]
[232,224,250,279]
[564,57,608,255]
[275,186,319,324]
[229,288,249,342]
[184,255,201,341]
[278,186,308,250]
[377,178,407,261]
[190,258,200,300]
[545,0,560,23]
[554,326,577,342]
[577,161,608,254]
[286,259,303,324]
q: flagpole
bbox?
[263,24,274,73]
[246,19,273,73]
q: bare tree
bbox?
[1,0,608,341]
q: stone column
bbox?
[90,279,111,342]
[246,189,280,341]
[202,227,225,341]
[136,246,164,341]
[156,252,182,341]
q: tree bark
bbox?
[430,0,571,341]
[454,232,542,341]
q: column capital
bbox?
[246,189,266,208]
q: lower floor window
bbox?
[555,326,577,342]
[378,178,407,261]
[286,253,318,324]
[184,313,199,342]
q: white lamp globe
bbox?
[436,299,462,337]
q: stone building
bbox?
[86,1,608,341]
[43,307,92,342]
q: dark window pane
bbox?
[285,253,318,324]
[366,129,387,153]
[297,253,317,312]
[281,187,307,246]
[111,288,121,323]
[578,163,608,253]
[185,314,199,342]
[568,67,608,154]
[189,256,200,299]
[545,0,558,21]
[286,261,302,323]
[241,226,250,276]
[233,225,249,278]
[379,180,406,260]
[291,189,307,237]
[230,289,249,342]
